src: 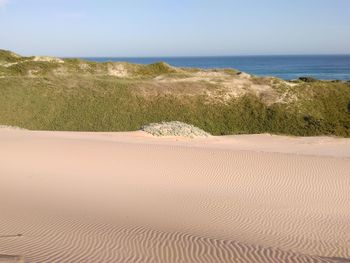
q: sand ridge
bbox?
[0,130,350,262]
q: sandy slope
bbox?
[0,130,349,263]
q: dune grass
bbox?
[0,74,349,137]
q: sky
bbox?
[0,0,350,57]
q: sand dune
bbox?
[0,130,349,262]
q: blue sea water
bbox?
[83,55,350,81]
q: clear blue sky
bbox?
[0,0,350,57]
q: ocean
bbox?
[83,55,350,81]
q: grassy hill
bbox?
[1,49,350,136]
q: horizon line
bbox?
[3,49,350,58]
[70,54,350,59]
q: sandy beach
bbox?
[0,129,349,263]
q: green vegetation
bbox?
[7,61,60,76]
[0,50,350,137]
[0,50,23,63]
[0,75,349,137]
[134,62,176,76]
[298,76,318,83]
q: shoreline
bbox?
[79,54,350,81]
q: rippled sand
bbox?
[0,130,349,263]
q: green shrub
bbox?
[135,62,176,77]
[299,76,318,82]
